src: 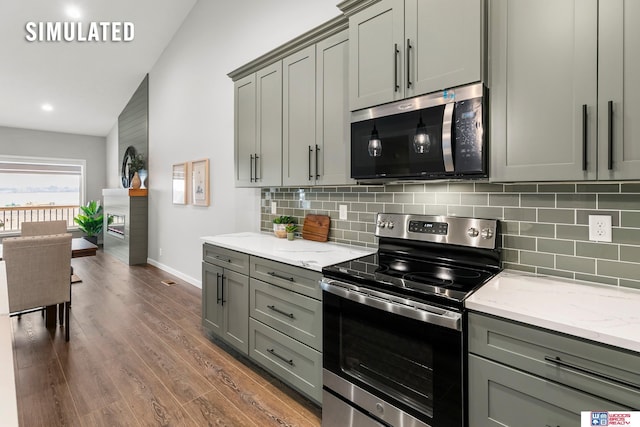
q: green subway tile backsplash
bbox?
[261,182,640,286]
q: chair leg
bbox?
[65,302,70,342]
[59,303,64,325]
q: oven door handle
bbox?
[321,279,461,331]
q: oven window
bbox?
[341,309,434,415]
[324,291,462,426]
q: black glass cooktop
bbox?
[322,251,498,308]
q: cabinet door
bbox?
[468,355,631,427]
[349,0,405,111]
[202,262,224,337]
[256,62,283,187]
[489,0,598,182]
[221,269,249,355]
[234,74,256,187]
[598,0,640,179]
[405,0,483,98]
[316,30,353,186]
[282,45,316,186]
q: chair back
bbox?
[3,233,72,313]
[21,220,68,236]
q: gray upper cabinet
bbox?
[348,0,484,111]
[283,46,317,186]
[316,30,353,186]
[598,0,640,179]
[491,0,640,182]
[283,30,352,186]
[234,63,282,187]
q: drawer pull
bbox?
[267,271,294,282]
[544,356,640,391]
[214,255,231,263]
[267,348,294,366]
[267,305,295,319]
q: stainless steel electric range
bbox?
[321,213,501,427]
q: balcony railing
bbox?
[0,205,80,233]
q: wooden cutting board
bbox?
[302,214,330,242]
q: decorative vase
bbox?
[131,171,141,189]
[287,232,295,241]
[273,224,287,238]
[138,169,148,189]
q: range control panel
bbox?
[408,221,448,235]
[375,213,499,250]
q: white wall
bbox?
[145,0,341,285]
[0,126,106,203]
[105,123,119,189]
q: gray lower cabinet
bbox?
[202,245,249,355]
[202,244,323,404]
[468,313,640,426]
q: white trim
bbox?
[146,258,201,289]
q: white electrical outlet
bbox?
[589,215,612,242]
[339,204,348,220]
[271,201,277,214]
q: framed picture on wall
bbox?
[172,162,187,204]
[190,158,210,206]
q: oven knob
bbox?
[481,228,494,239]
[467,227,479,237]
[377,221,386,228]
[387,221,394,229]
[375,403,384,414]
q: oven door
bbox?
[322,279,464,427]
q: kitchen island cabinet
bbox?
[490,0,640,181]
[466,271,640,426]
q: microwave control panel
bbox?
[454,97,483,173]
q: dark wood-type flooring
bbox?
[11,250,322,426]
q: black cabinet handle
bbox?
[608,100,614,170]
[406,38,412,89]
[254,153,259,181]
[267,305,295,319]
[267,348,294,366]
[267,271,294,282]
[216,273,222,304]
[545,356,640,392]
[220,274,225,306]
[582,104,588,171]
[214,255,231,263]
[308,145,313,180]
[394,43,400,92]
[249,154,254,182]
[315,145,320,179]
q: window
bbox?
[0,156,85,232]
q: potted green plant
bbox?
[273,215,295,238]
[128,153,145,189]
[285,224,298,241]
[74,200,104,244]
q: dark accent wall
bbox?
[118,75,149,188]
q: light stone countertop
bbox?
[0,262,20,426]
[466,270,640,354]
[201,232,375,272]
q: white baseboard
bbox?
[146,258,201,289]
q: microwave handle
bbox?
[442,103,455,172]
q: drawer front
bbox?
[250,278,322,351]
[468,354,631,427]
[250,257,322,300]
[203,244,249,275]
[468,312,640,408]
[249,318,322,404]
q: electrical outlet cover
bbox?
[588,215,612,242]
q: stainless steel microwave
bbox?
[351,82,487,182]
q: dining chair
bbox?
[20,220,68,236]
[3,233,73,341]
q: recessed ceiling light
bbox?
[41,103,54,112]
[65,5,82,19]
